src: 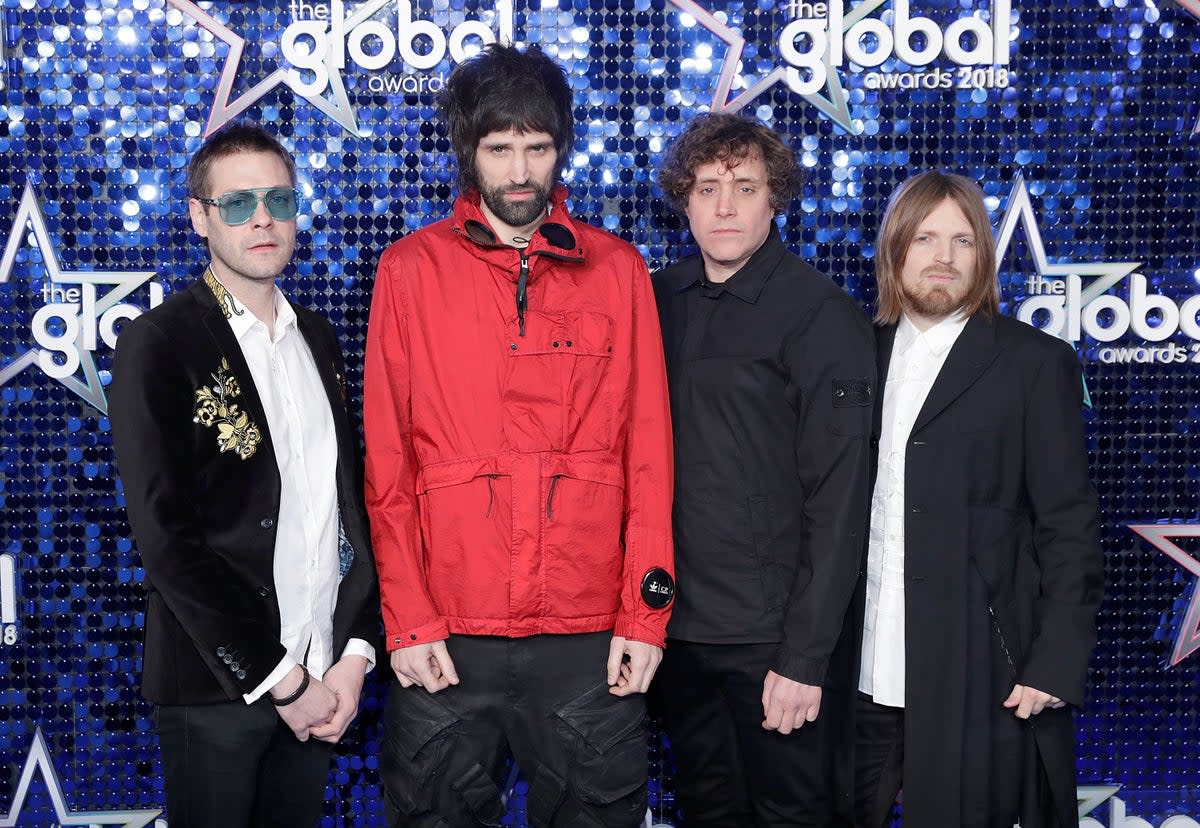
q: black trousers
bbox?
[156,697,334,828]
[852,692,904,828]
[654,641,833,828]
[381,632,649,828]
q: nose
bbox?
[250,199,273,228]
[508,152,529,185]
[934,239,955,264]
[715,187,736,217]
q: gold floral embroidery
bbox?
[193,358,262,460]
[203,268,244,320]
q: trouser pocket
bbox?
[380,683,459,814]
[551,681,649,826]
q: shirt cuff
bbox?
[244,654,300,705]
[340,638,376,674]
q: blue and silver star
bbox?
[0,727,160,827]
[1128,522,1200,667]
[995,173,1141,406]
[167,0,389,136]
[665,0,884,132]
[0,183,157,413]
[1077,784,1121,819]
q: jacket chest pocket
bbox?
[502,310,615,451]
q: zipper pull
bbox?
[546,474,562,519]
[484,474,499,518]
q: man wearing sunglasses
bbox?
[108,123,380,828]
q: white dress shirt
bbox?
[214,279,375,703]
[858,312,968,707]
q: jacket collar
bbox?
[451,185,584,279]
[878,311,1002,434]
[665,223,786,304]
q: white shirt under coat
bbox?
[858,312,968,707]
[216,279,375,703]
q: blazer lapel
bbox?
[192,280,275,460]
[911,313,1002,433]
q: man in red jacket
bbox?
[364,43,675,827]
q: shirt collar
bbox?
[668,222,787,303]
[896,311,969,358]
[209,270,296,343]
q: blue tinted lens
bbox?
[216,188,299,225]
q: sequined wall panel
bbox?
[0,0,1198,825]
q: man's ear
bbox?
[188,198,210,240]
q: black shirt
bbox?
[653,226,875,684]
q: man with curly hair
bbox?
[652,113,874,826]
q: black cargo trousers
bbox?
[381,631,650,828]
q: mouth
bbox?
[504,190,535,201]
[247,242,278,253]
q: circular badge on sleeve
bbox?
[640,568,675,609]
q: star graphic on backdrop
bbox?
[167,0,390,136]
[1077,784,1121,819]
[1128,523,1200,666]
[0,183,156,413]
[664,0,886,132]
[995,173,1141,407]
[0,727,160,826]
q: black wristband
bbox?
[269,668,310,706]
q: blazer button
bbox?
[216,647,226,657]
[260,518,274,529]
[222,655,232,664]
[230,662,240,671]
[236,670,246,680]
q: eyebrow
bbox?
[695,175,765,185]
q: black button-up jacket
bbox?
[653,226,875,685]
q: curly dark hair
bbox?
[658,113,802,214]
[438,43,574,193]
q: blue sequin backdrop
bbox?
[1,0,1198,825]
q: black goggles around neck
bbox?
[195,187,300,226]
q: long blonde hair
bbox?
[874,171,999,325]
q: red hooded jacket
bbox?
[365,188,674,651]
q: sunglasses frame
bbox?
[194,187,301,226]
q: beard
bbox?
[903,267,968,320]
[479,180,552,229]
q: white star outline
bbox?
[995,172,1142,318]
[1128,523,1200,667]
[167,0,391,137]
[1077,784,1122,819]
[0,183,157,414]
[0,727,160,827]
[994,173,1141,406]
[664,0,880,133]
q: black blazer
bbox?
[109,277,379,705]
[835,312,1102,827]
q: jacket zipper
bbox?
[546,474,562,519]
[517,253,529,337]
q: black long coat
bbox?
[109,276,380,704]
[836,312,1102,828]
